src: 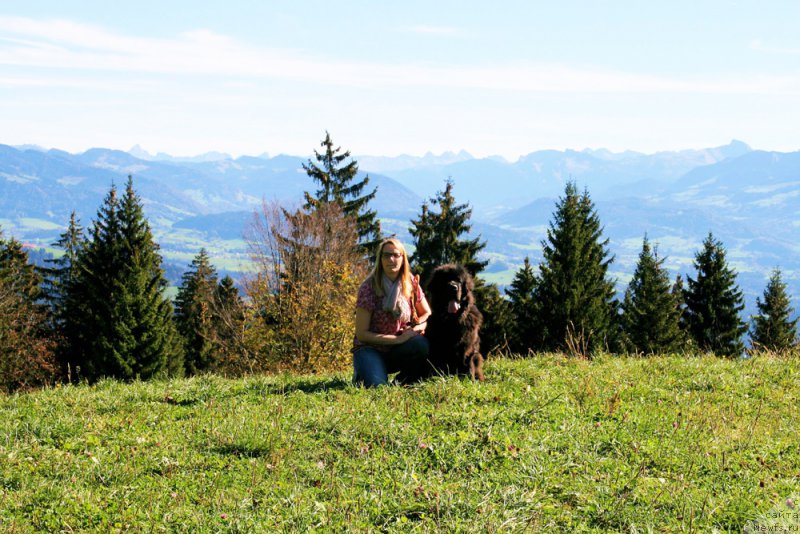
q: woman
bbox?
[353,238,431,387]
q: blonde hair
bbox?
[369,238,413,298]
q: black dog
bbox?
[423,264,485,381]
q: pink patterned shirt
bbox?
[353,278,423,352]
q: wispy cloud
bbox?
[1,16,799,97]
[400,24,460,36]
[750,38,800,56]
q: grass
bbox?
[1,354,798,532]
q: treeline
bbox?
[1,133,798,393]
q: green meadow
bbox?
[1,354,798,532]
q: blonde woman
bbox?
[352,238,431,387]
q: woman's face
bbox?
[380,243,404,280]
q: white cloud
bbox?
[2,16,799,97]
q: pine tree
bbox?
[505,257,541,354]
[535,182,617,354]
[174,249,220,375]
[750,268,798,353]
[409,179,488,284]
[684,232,747,357]
[69,177,182,381]
[303,131,381,254]
[619,236,684,354]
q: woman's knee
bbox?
[353,348,389,387]
[407,334,430,356]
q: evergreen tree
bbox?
[174,249,220,375]
[477,282,514,355]
[619,236,684,354]
[64,184,123,380]
[43,211,85,316]
[303,131,381,254]
[42,212,86,372]
[409,179,488,284]
[69,177,182,381]
[750,268,798,352]
[684,232,747,357]
[408,179,508,353]
[535,182,617,354]
[505,257,541,354]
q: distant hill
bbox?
[1,141,797,317]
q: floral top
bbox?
[352,278,424,352]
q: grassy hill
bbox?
[1,355,798,531]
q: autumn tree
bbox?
[246,201,367,372]
[0,230,57,392]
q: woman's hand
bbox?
[396,327,419,343]
[409,321,427,334]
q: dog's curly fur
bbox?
[424,264,485,381]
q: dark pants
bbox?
[352,335,430,387]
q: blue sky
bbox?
[2,1,799,159]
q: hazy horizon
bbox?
[2,2,800,159]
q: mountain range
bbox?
[1,140,798,318]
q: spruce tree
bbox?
[409,179,488,284]
[42,212,86,372]
[69,177,182,381]
[43,211,85,318]
[64,184,123,380]
[505,257,541,354]
[174,249,220,375]
[750,268,798,353]
[535,182,617,354]
[303,131,381,254]
[619,236,684,354]
[684,232,747,357]
[477,282,514,355]
[408,179,509,353]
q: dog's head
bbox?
[425,264,475,315]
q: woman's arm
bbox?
[355,307,417,346]
[410,290,431,333]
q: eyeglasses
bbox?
[381,252,403,260]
